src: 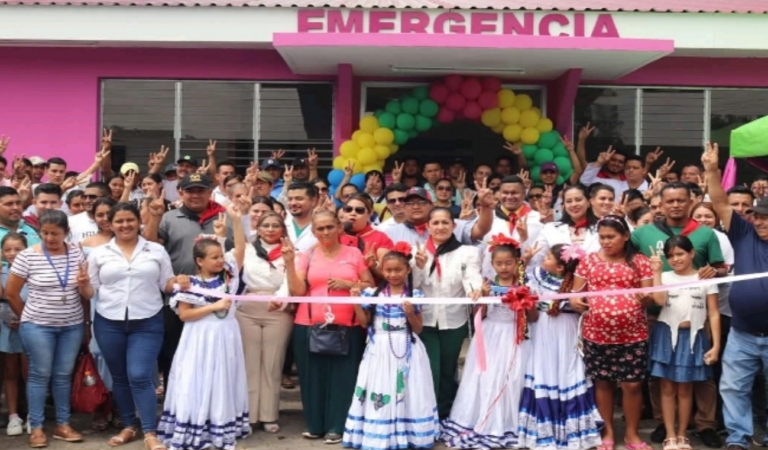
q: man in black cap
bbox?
[176,155,198,178]
[260,158,283,199]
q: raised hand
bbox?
[77,260,90,288]
[459,190,476,220]
[596,146,615,166]
[697,174,710,194]
[17,177,31,203]
[123,171,136,190]
[503,142,522,155]
[101,128,113,150]
[281,237,295,263]
[366,172,382,191]
[197,160,211,175]
[522,242,542,265]
[560,135,575,153]
[414,242,427,270]
[149,189,166,217]
[0,135,10,155]
[363,242,378,269]
[234,195,252,216]
[453,169,467,190]
[649,246,664,274]
[701,142,719,171]
[307,148,319,168]
[343,160,355,177]
[149,145,170,167]
[271,149,286,161]
[283,164,294,185]
[518,169,532,190]
[60,176,78,192]
[95,146,111,164]
[206,139,217,157]
[516,215,529,243]
[613,196,628,217]
[474,176,495,208]
[391,161,404,182]
[213,212,227,238]
[645,147,663,167]
[578,122,596,141]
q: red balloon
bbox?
[460,77,482,100]
[454,109,465,121]
[482,77,502,93]
[429,83,449,104]
[445,92,466,112]
[477,90,498,110]
[444,75,463,92]
[436,107,455,124]
[463,100,482,120]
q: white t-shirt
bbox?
[713,229,735,317]
[67,212,99,244]
[659,271,718,351]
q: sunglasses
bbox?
[387,197,406,205]
[343,206,367,214]
[528,193,543,200]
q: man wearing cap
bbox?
[290,157,316,184]
[261,159,284,199]
[176,155,198,177]
[143,172,231,389]
[28,157,47,185]
[161,164,180,203]
[252,171,274,198]
[384,186,494,247]
[120,162,144,201]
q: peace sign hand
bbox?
[77,261,90,288]
[645,147,663,166]
[271,149,286,161]
[281,237,295,263]
[522,242,542,265]
[307,148,319,168]
[414,242,427,270]
[283,165,294,184]
[560,135,575,153]
[578,122,596,141]
[101,128,113,150]
[197,160,211,175]
[648,246,664,274]
[213,212,227,238]
[149,190,166,217]
[701,142,719,172]
[95,146,111,164]
[518,169,531,190]
[516,215,529,243]
[206,139,217,156]
[596,146,615,166]
[454,169,467,190]
[123,170,136,189]
[474,177,495,208]
[363,242,379,269]
[0,135,10,155]
[391,161,404,182]
[503,142,522,155]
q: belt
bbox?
[742,328,768,338]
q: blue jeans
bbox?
[19,322,84,429]
[94,311,164,433]
[720,327,768,448]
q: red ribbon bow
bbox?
[501,286,538,344]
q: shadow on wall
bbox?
[391,120,507,172]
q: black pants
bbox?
[282,335,295,376]
[158,305,184,391]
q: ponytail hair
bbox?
[551,243,583,294]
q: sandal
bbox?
[597,440,615,450]
[108,428,137,447]
[262,423,280,433]
[663,437,678,450]
[676,436,692,450]
[144,435,168,450]
[302,431,321,439]
[281,377,296,389]
[625,441,654,450]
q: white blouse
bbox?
[412,245,483,330]
[241,241,288,295]
[480,213,543,279]
[530,221,601,268]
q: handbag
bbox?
[308,303,350,356]
[70,347,112,414]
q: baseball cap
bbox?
[164,164,177,174]
[176,155,198,166]
[404,187,432,202]
[29,156,47,167]
[540,162,559,172]
[256,172,273,184]
[260,159,282,170]
[178,173,212,190]
[291,157,308,167]
[120,162,140,175]
[752,197,768,216]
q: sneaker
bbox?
[324,433,342,445]
[6,417,23,436]
[651,423,667,444]
[697,428,722,448]
[753,420,767,447]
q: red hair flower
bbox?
[392,241,413,257]
[501,286,538,344]
[487,234,520,253]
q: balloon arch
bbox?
[328,75,574,192]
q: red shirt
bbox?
[574,253,653,345]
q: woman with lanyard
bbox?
[279,210,374,445]
[5,210,93,448]
[411,206,484,420]
[530,184,602,267]
[341,193,394,280]
[237,211,294,434]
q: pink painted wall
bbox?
[0,47,332,171]
[595,56,768,87]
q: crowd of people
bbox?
[0,126,766,450]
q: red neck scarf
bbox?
[349,223,374,237]
[425,235,462,280]
[680,219,701,237]
[406,221,428,236]
[497,205,531,234]
[197,202,227,226]
[573,218,588,229]
[266,245,283,262]
[597,170,627,181]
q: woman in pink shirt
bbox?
[279,210,374,445]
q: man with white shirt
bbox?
[285,181,318,252]
[580,146,629,196]
[68,181,111,244]
[376,183,408,233]
[211,161,236,205]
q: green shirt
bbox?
[631,221,724,315]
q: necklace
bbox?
[199,271,230,319]
[383,285,410,360]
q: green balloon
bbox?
[530,166,541,183]
[407,129,418,138]
[537,131,560,149]
[533,149,555,165]
[374,109,385,118]
[401,97,420,115]
[396,113,416,131]
[522,144,538,160]
[412,86,430,101]
[556,175,565,185]
[415,115,432,132]
[394,129,409,145]
[419,99,439,118]
[385,100,402,115]
[553,156,573,173]
[378,112,397,129]
[551,142,568,158]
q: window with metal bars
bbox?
[640,89,705,171]
[573,87,637,162]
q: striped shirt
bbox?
[11,245,85,326]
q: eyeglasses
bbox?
[528,194,543,200]
[436,186,453,191]
[259,223,283,229]
[343,206,367,214]
[405,201,431,207]
[387,197,406,205]
[83,195,100,200]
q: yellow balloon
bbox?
[363,164,383,173]
[502,124,523,142]
[357,147,378,166]
[521,127,540,145]
[530,107,542,116]
[536,117,554,133]
[359,116,380,134]
[491,123,505,134]
[339,140,360,159]
[389,144,399,154]
[349,158,363,174]
[501,107,521,125]
[332,155,348,170]
[356,132,376,149]
[497,89,516,109]
[373,127,395,146]
[373,145,390,160]
[480,108,502,127]
[519,109,541,128]
[514,94,533,111]
[351,130,364,143]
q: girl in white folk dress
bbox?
[440,235,538,449]
[519,243,603,450]
[343,242,439,450]
[157,204,251,450]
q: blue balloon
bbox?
[327,169,345,186]
[350,174,366,191]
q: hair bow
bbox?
[392,241,413,257]
[501,286,538,344]
[560,244,586,263]
[487,234,520,252]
